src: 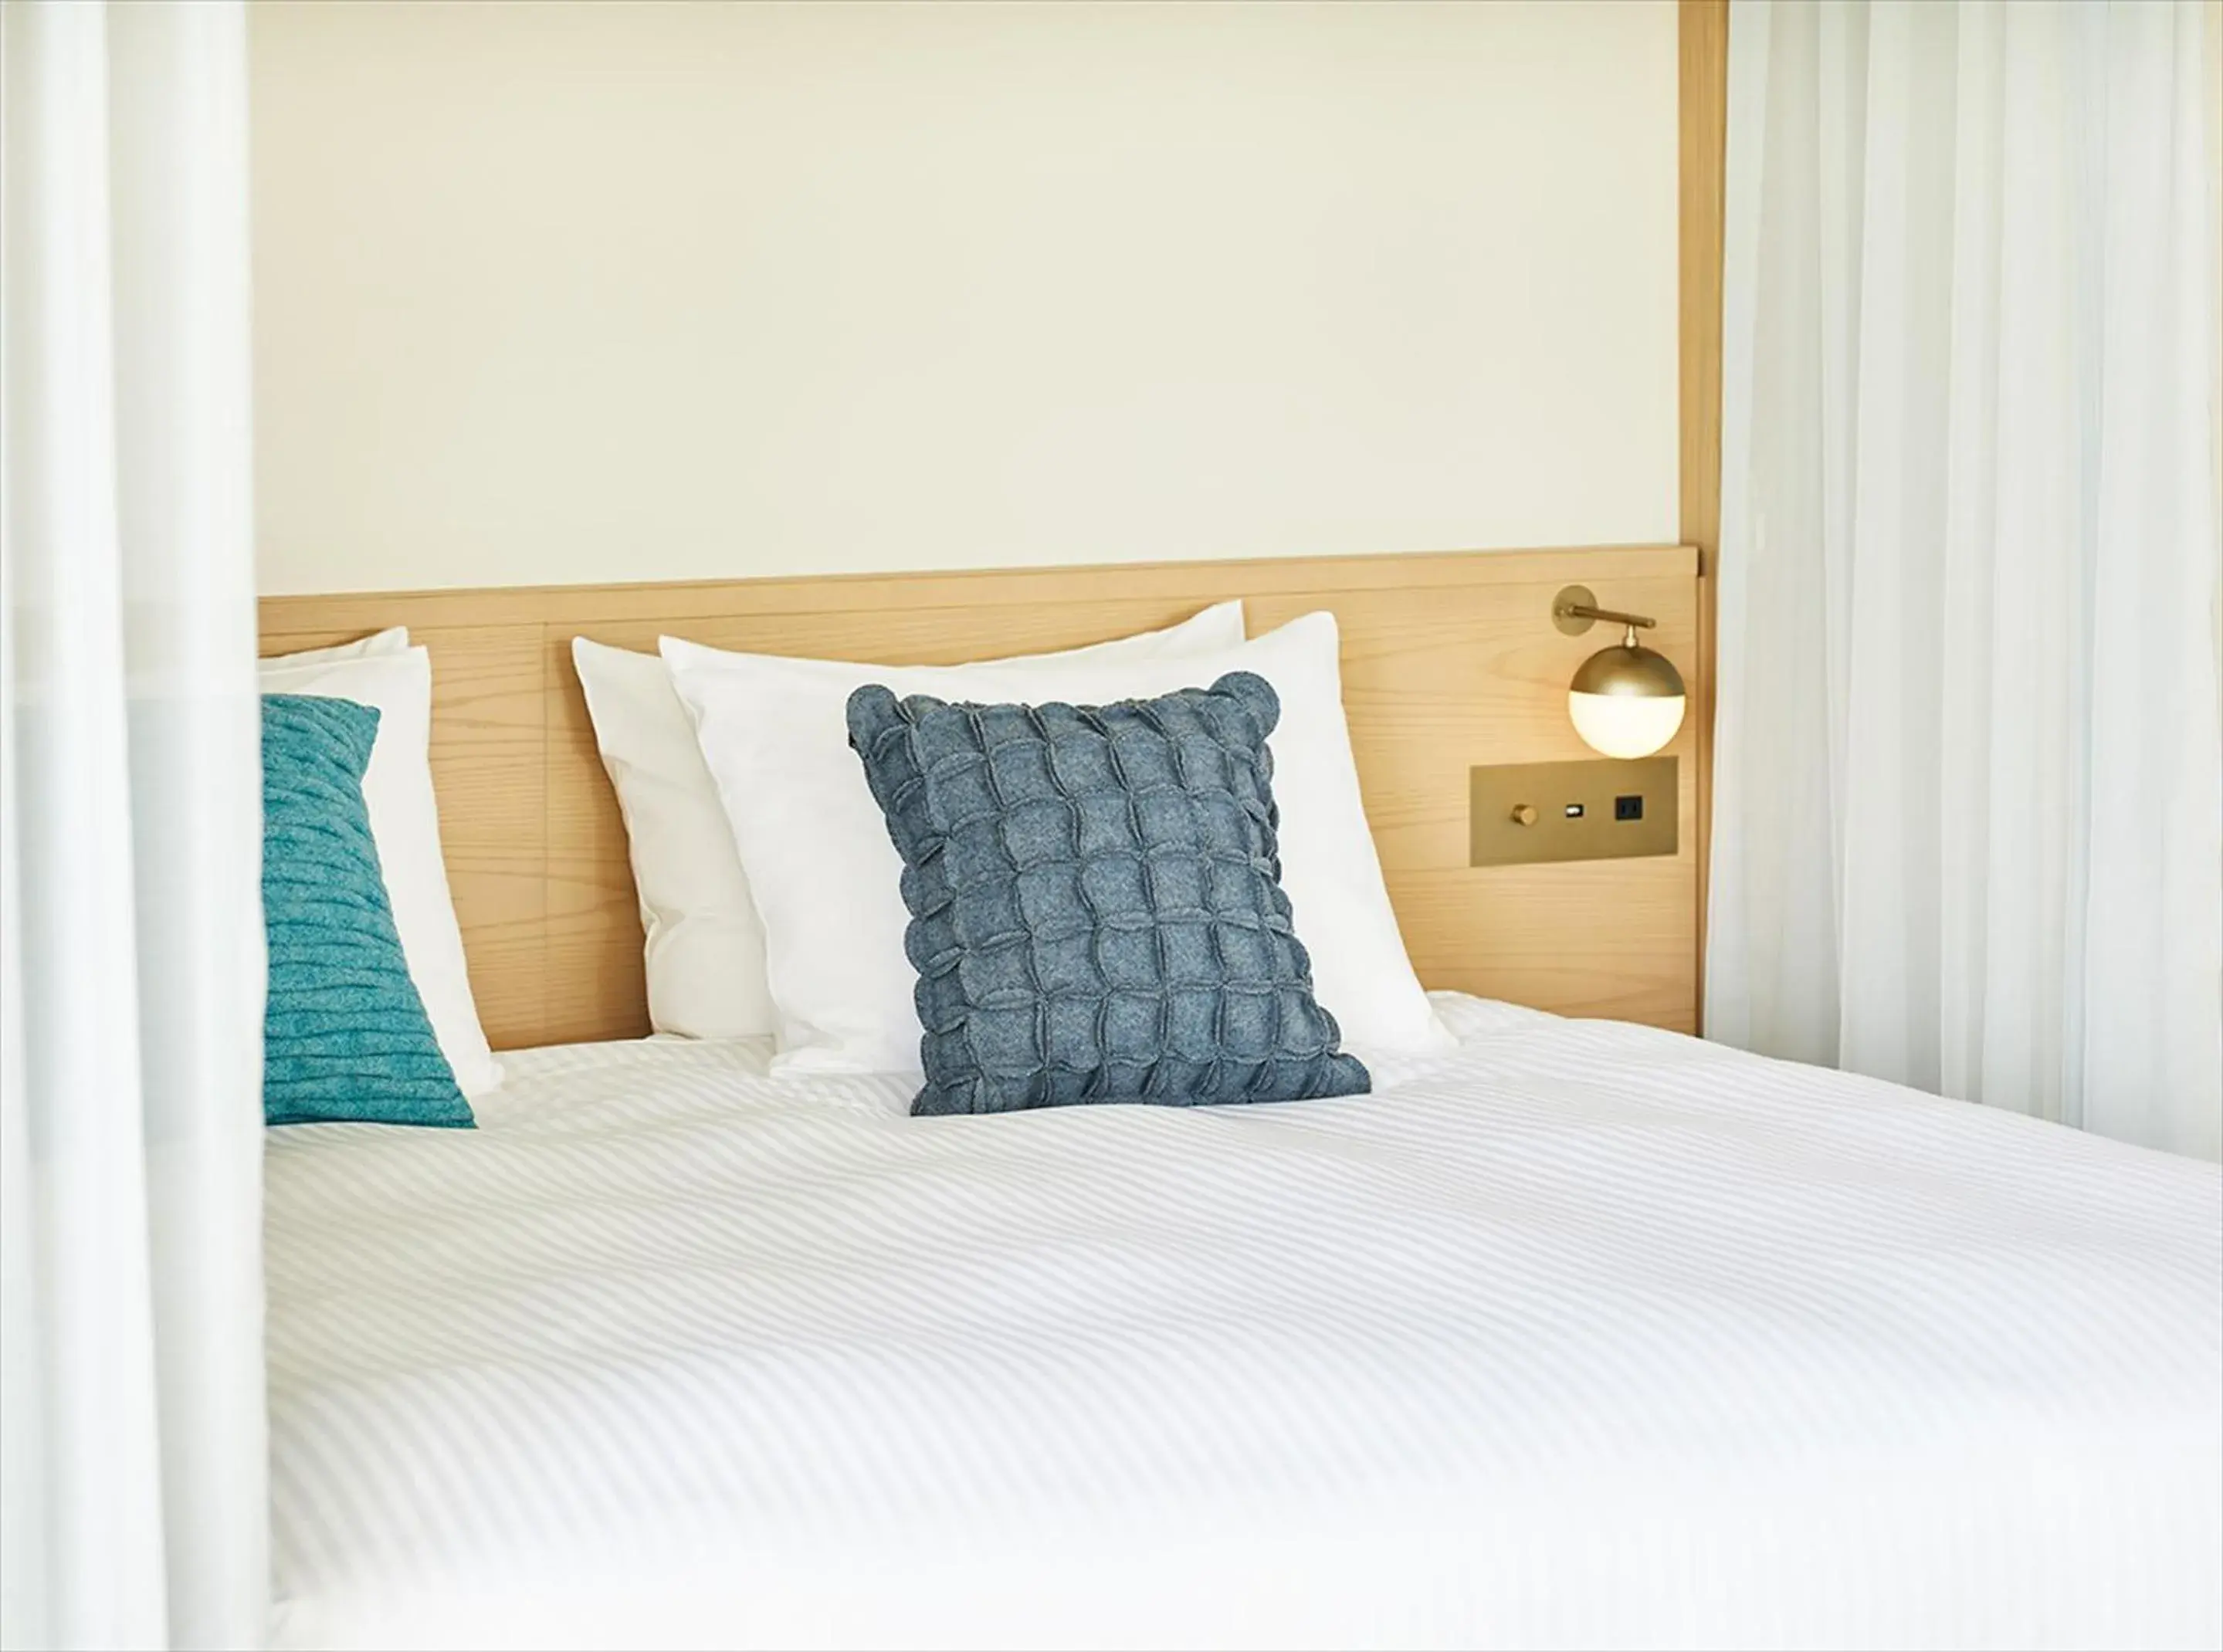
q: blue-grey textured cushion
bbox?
[261,695,473,1129]
[846,669,1369,1115]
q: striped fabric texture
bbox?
[263,996,2222,1650]
[261,695,472,1128]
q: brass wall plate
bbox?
[1470,757,1678,867]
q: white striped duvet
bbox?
[265,994,2222,1651]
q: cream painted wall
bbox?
[250,0,1677,595]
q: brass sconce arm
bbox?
[1555,600,1655,631]
[1551,584,1659,640]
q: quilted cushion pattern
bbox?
[262,694,473,1128]
[846,670,1370,1115]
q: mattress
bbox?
[265,994,2223,1651]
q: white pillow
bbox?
[259,631,503,1095]
[574,603,1246,1040]
[663,611,1452,1078]
[266,626,412,668]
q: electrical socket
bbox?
[1469,757,1678,867]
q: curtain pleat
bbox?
[1,3,267,1647]
[1710,0,2223,1160]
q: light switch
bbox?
[1470,757,1678,866]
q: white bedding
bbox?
[265,995,2223,1651]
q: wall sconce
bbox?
[1553,585,1686,759]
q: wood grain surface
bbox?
[263,545,1704,1050]
[1682,0,1730,1027]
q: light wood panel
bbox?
[1681,0,1730,1031]
[262,545,1703,1051]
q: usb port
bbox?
[1564,803,1584,819]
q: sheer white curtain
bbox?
[1708,0,2222,1160]
[2,2,266,1647]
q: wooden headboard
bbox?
[259,544,1702,1049]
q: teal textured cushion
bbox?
[261,695,473,1128]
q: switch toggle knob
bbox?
[1510,803,1539,826]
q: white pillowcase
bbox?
[574,604,1246,1041]
[663,611,1452,1078]
[259,629,503,1096]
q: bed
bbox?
[258,550,2221,1650]
[266,994,2222,1650]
